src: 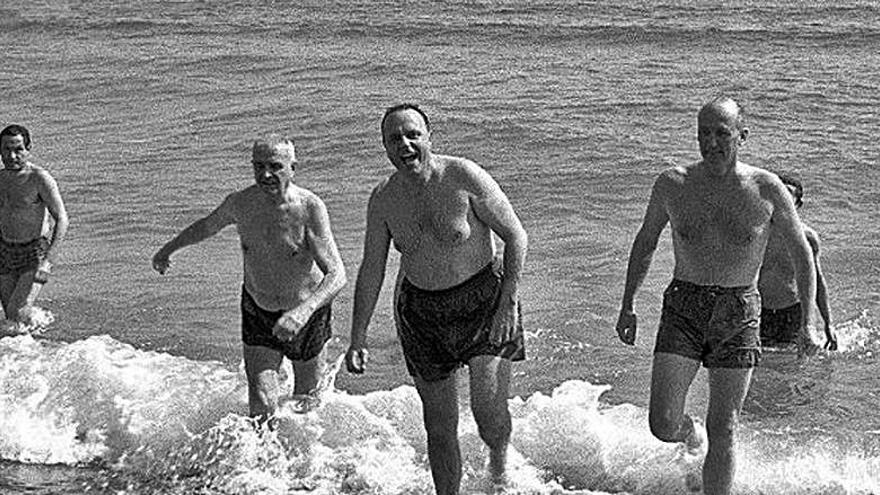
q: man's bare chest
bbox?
[668,188,770,247]
[0,178,40,210]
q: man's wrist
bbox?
[34,268,50,284]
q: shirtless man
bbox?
[758,173,837,350]
[345,104,528,494]
[615,97,817,495]
[152,135,346,421]
[0,124,69,331]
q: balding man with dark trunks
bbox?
[345,104,528,494]
[153,135,346,422]
[0,124,69,333]
[615,97,818,495]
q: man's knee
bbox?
[649,410,690,443]
[706,413,737,446]
[472,402,511,446]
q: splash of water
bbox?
[1,331,879,494]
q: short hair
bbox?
[0,124,31,150]
[252,135,296,161]
[381,103,431,133]
[777,172,804,207]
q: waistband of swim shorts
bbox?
[401,261,497,298]
[0,236,49,248]
[669,278,757,295]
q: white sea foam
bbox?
[1,332,879,494]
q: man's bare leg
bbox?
[704,367,752,495]
[468,355,512,485]
[243,344,284,423]
[0,272,41,332]
[414,373,461,495]
[649,352,702,446]
[289,347,326,412]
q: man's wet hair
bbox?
[777,172,804,207]
[381,103,431,133]
[0,124,31,150]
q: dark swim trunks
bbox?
[0,237,49,276]
[396,260,526,382]
[760,303,801,347]
[655,279,762,369]
[240,287,331,361]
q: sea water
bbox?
[1,0,879,493]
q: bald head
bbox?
[252,135,296,165]
[699,97,745,131]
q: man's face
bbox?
[252,142,296,195]
[382,109,431,175]
[697,105,745,167]
[1,134,29,170]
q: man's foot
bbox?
[288,393,320,414]
[680,420,706,493]
[489,446,508,491]
[684,419,707,457]
[0,319,27,337]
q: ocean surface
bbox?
[1,1,879,493]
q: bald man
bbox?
[615,97,817,495]
[153,136,346,422]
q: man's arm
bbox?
[346,187,391,374]
[36,170,69,275]
[770,181,817,355]
[152,195,236,274]
[469,162,528,346]
[273,194,347,338]
[805,227,836,350]
[616,175,670,345]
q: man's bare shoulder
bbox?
[16,164,56,187]
[436,154,495,191]
[740,163,778,183]
[369,175,395,200]
[290,184,329,213]
[654,163,691,191]
[365,175,397,216]
[221,185,259,213]
[746,165,789,201]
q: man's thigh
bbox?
[414,373,460,432]
[650,352,701,422]
[243,344,285,383]
[707,366,753,428]
[467,355,511,413]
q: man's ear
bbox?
[739,127,749,144]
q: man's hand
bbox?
[488,299,519,346]
[152,251,171,274]
[616,309,638,345]
[345,346,368,374]
[823,326,838,351]
[272,306,312,342]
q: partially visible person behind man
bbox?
[759,173,837,350]
[152,135,346,422]
[0,124,69,333]
[614,97,818,495]
[345,103,528,494]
